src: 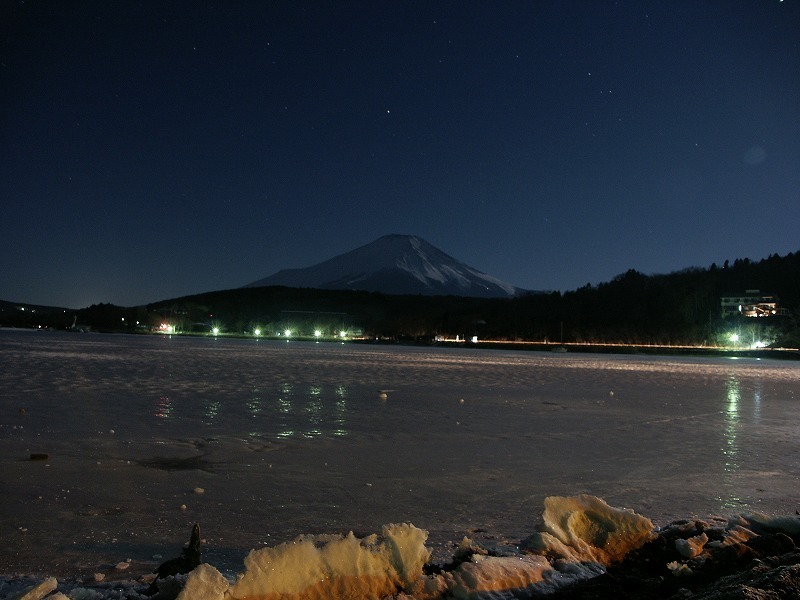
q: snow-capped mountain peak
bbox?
[245,234,520,298]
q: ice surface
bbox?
[1,330,799,579]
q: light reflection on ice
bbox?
[246,393,263,416]
[154,396,173,420]
[753,379,762,423]
[724,376,740,473]
[719,376,742,510]
[334,383,348,436]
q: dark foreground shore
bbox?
[546,518,800,599]
[3,510,799,599]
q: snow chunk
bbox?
[229,523,430,600]
[441,551,606,598]
[666,560,694,576]
[523,494,655,565]
[176,563,230,600]
[710,521,757,548]
[446,554,551,598]
[675,532,708,558]
[8,577,57,600]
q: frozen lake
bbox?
[1,329,798,578]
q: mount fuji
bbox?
[245,234,522,298]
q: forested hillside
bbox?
[142,251,799,346]
[3,252,798,347]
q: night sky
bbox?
[2,1,798,308]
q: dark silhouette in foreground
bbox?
[147,524,202,596]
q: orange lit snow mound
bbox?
[228,522,430,600]
[442,494,654,598]
[172,495,656,600]
[522,494,655,565]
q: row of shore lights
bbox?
[246,328,349,339]
[160,323,347,338]
[253,328,348,339]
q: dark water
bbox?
[1,330,798,577]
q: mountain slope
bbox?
[245,234,521,298]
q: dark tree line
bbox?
[141,251,799,346]
[4,251,798,347]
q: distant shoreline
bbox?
[3,326,798,360]
[428,339,800,360]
